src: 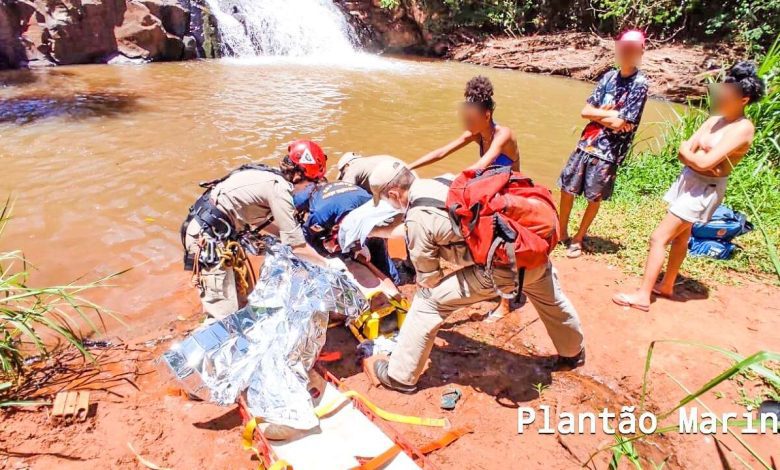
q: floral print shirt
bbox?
[577,69,649,165]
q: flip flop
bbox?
[440,388,462,410]
[483,306,507,324]
[612,293,650,312]
[566,241,583,258]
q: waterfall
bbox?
[204,0,359,58]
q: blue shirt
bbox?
[296,181,371,250]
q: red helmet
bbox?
[287,140,327,180]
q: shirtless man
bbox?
[613,62,764,311]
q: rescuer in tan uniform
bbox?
[336,153,407,192]
[366,160,586,393]
[182,140,330,320]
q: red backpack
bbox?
[446,166,560,295]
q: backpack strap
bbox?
[198,162,282,190]
[433,177,453,186]
[470,165,512,182]
[409,197,447,210]
[484,214,526,301]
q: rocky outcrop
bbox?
[0,0,218,68]
[0,2,24,68]
[449,33,739,102]
[115,1,180,61]
[139,0,189,37]
[337,2,736,102]
[336,0,425,52]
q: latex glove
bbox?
[325,257,348,272]
[356,245,371,263]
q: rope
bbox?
[190,237,206,288]
[190,237,256,299]
[219,240,255,298]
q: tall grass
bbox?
[591,341,780,469]
[580,36,780,282]
[0,198,120,400]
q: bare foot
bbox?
[612,292,651,312]
[652,283,675,299]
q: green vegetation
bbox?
[532,382,549,399]
[0,199,119,405]
[567,38,780,284]
[593,341,780,468]
[380,0,779,52]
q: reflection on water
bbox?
[0,69,78,88]
[0,58,681,336]
[0,92,138,124]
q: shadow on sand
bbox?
[324,323,553,408]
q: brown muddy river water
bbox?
[0,57,680,335]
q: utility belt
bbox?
[181,192,271,271]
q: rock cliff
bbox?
[0,0,218,68]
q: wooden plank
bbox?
[76,391,90,421]
[63,391,78,417]
[52,391,68,417]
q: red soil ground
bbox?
[1,253,778,469]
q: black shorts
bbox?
[557,149,619,202]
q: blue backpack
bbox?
[688,205,752,260]
[688,238,737,260]
[691,205,752,241]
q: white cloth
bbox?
[664,167,728,224]
[338,199,399,251]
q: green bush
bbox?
[592,0,780,54]
[380,0,780,52]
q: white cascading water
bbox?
[204,0,359,58]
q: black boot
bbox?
[553,349,586,371]
[373,358,417,393]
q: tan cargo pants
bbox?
[388,261,585,386]
[184,219,241,320]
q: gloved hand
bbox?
[325,256,348,273]
[355,245,371,264]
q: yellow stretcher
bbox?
[348,294,408,342]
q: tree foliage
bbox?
[381,0,779,52]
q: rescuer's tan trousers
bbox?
[388,261,585,386]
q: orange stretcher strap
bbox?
[419,425,475,454]
[349,425,474,469]
[350,445,402,470]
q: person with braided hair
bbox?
[409,75,520,172]
[613,61,765,312]
[409,75,521,321]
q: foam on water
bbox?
[205,0,358,57]
[218,53,421,73]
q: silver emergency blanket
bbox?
[159,239,368,429]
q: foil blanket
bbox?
[159,240,368,429]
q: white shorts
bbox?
[664,167,728,224]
